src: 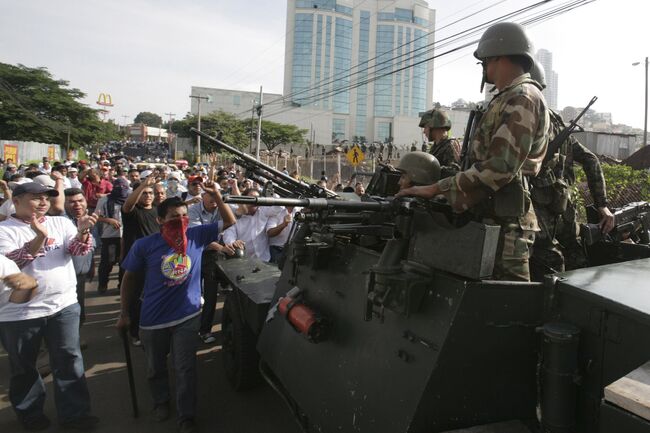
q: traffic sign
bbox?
[346,144,364,167]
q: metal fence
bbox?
[0,140,63,164]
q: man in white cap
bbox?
[68,166,82,189]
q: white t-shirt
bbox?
[0,200,14,218]
[0,254,21,308]
[96,196,123,238]
[0,216,82,321]
[69,177,82,189]
[223,211,271,262]
[267,207,300,247]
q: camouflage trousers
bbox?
[530,200,588,282]
[484,218,536,282]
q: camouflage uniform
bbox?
[428,138,461,168]
[530,110,607,281]
[420,109,461,176]
[437,74,550,281]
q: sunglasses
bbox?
[191,182,202,186]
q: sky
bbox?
[0,0,647,130]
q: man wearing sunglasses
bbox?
[397,22,550,282]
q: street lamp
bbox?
[633,57,648,147]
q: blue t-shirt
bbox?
[122,223,220,328]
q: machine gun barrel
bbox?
[190,127,336,198]
[224,195,393,212]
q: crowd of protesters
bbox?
[0,150,368,433]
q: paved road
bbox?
[0,263,302,433]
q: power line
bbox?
[262,0,592,122]
[253,0,544,114]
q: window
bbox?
[376,122,391,143]
[333,17,352,114]
[291,13,314,106]
[233,95,241,106]
[374,25,395,117]
[395,8,413,22]
[332,118,346,141]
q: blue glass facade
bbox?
[332,118,346,141]
[332,17,352,114]
[374,25,394,117]
[377,121,391,143]
[355,11,370,137]
[287,1,432,142]
[323,16,332,109]
[411,29,427,116]
[292,13,314,106]
[296,0,335,10]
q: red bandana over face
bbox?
[161,216,189,255]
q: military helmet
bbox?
[473,22,535,71]
[419,109,451,130]
[530,60,546,89]
[396,151,441,185]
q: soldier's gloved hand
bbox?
[597,207,615,234]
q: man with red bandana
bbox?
[116,182,240,433]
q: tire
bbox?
[222,294,262,391]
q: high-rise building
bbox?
[283,0,436,143]
[535,48,558,110]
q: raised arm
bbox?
[122,176,156,214]
[202,181,236,229]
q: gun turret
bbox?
[223,195,395,213]
[190,128,337,199]
[581,201,650,246]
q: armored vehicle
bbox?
[193,129,650,433]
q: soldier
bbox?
[528,61,615,281]
[419,109,461,169]
[395,152,441,190]
[397,22,550,281]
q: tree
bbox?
[171,110,250,151]
[246,120,307,152]
[0,62,119,147]
[134,111,163,126]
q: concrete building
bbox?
[535,48,558,110]
[573,130,638,160]
[191,0,437,148]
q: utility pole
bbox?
[256,86,263,161]
[250,100,256,154]
[165,112,175,159]
[633,57,649,147]
[310,124,315,179]
[189,94,209,162]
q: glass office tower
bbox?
[283,0,436,143]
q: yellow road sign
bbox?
[346,145,364,167]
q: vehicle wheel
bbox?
[222,294,262,391]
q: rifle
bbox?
[581,201,650,246]
[460,107,484,171]
[190,128,336,199]
[544,96,598,165]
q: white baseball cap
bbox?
[33,174,56,188]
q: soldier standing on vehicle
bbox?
[397,22,550,281]
[419,109,461,170]
[527,61,615,281]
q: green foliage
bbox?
[172,111,250,151]
[133,111,163,126]
[572,163,650,221]
[0,62,120,147]
[246,120,307,151]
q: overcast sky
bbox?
[0,0,647,130]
